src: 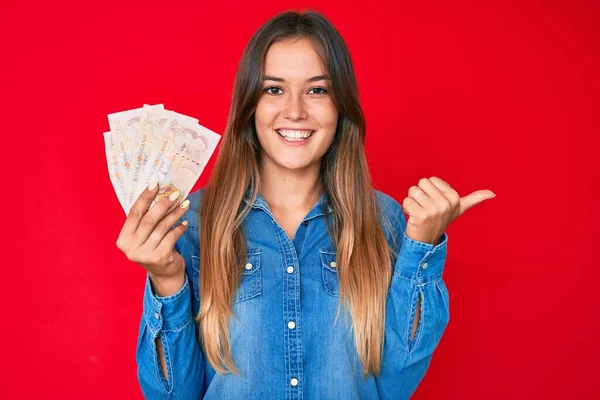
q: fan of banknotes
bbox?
[103,104,221,215]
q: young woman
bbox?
[117,10,494,400]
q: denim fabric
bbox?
[136,186,450,399]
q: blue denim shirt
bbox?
[136,186,450,399]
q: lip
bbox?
[275,128,316,133]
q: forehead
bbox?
[264,38,326,78]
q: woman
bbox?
[118,10,494,400]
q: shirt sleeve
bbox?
[135,250,205,398]
[376,202,450,400]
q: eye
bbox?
[308,87,328,94]
[264,86,283,95]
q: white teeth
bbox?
[277,129,313,139]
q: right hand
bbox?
[116,182,190,284]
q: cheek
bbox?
[310,103,338,128]
[322,131,336,150]
[255,100,279,124]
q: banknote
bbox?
[107,104,165,202]
[146,117,221,208]
[125,105,169,206]
[104,104,221,215]
[102,131,128,212]
[133,111,200,203]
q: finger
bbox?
[402,196,424,222]
[161,188,187,214]
[428,177,461,211]
[408,185,435,209]
[428,176,453,191]
[121,182,159,236]
[417,178,450,210]
[154,220,189,257]
[458,190,496,216]
[134,189,186,245]
[428,177,457,199]
[144,198,191,250]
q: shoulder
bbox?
[170,187,209,289]
[373,189,403,219]
[176,186,206,228]
[373,189,405,253]
[172,186,206,263]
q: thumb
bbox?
[458,190,496,216]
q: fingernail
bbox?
[169,191,180,201]
[182,220,188,226]
[180,199,190,209]
[148,182,157,191]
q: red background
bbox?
[1,0,598,398]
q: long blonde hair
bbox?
[197,10,396,379]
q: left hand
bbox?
[402,177,496,245]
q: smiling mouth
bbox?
[275,129,315,141]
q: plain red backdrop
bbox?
[1,0,598,398]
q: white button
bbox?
[287,266,294,273]
[245,263,253,270]
[290,378,298,386]
[288,321,296,329]
[154,312,160,319]
[422,262,428,269]
[330,261,337,268]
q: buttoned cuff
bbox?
[143,272,193,337]
[394,231,448,284]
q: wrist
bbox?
[148,271,186,297]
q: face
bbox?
[254,37,339,172]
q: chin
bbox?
[278,158,318,171]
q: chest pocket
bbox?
[234,249,262,304]
[319,249,340,297]
[190,249,263,305]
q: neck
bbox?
[259,157,322,213]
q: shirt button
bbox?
[287,266,294,274]
[330,261,337,268]
[245,263,253,270]
[288,321,296,329]
[422,262,428,270]
[154,312,160,319]
[290,378,299,386]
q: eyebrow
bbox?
[263,75,330,83]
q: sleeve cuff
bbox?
[143,272,193,337]
[394,231,448,284]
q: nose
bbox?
[282,94,308,120]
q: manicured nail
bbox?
[148,182,157,191]
[169,191,180,201]
[180,199,190,209]
[182,220,188,226]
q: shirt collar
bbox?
[242,186,333,220]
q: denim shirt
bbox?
[136,186,450,400]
